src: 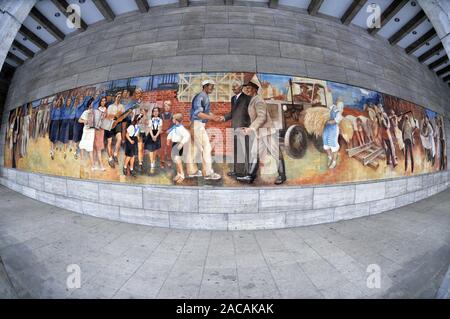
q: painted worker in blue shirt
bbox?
[49,95,64,160]
[186,79,222,181]
[73,93,90,159]
[125,87,143,114]
[66,95,77,156]
[58,95,76,159]
[84,88,106,110]
[123,87,144,146]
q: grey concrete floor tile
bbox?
[267,263,323,298]
[156,265,205,299]
[198,267,239,299]
[112,290,148,299]
[205,254,236,269]
[114,269,168,298]
[318,279,366,299]
[299,259,351,291]
[1,185,449,298]
[70,281,118,299]
[237,266,281,299]
[235,253,268,268]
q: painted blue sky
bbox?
[258,73,290,95]
[151,74,178,90]
[425,108,438,119]
[31,100,41,108]
[130,76,151,91]
[111,79,128,89]
[327,81,382,111]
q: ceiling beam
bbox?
[2,62,16,73]
[443,74,450,82]
[92,0,115,21]
[269,0,278,9]
[341,0,366,25]
[418,42,444,63]
[179,0,189,7]
[29,7,65,41]
[308,0,324,15]
[436,65,450,77]
[368,0,409,35]
[11,40,34,59]
[51,0,88,31]
[405,28,437,54]
[135,0,150,13]
[6,52,24,66]
[388,10,427,45]
[19,25,48,50]
[428,55,448,70]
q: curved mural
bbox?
[3,72,447,187]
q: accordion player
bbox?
[86,108,114,131]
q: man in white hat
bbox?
[187,79,222,180]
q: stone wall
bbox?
[0,167,448,230]
[0,4,449,230]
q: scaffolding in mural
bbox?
[177,73,247,103]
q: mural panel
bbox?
[3,72,447,187]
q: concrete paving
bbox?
[0,184,449,299]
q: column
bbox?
[418,0,450,58]
[0,0,37,69]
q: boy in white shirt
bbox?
[167,113,191,184]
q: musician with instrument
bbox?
[105,92,125,168]
[136,106,149,173]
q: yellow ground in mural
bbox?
[4,133,440,187]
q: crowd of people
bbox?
[6,78,288,185]
[341,102,447,173]
[6,78,446,183]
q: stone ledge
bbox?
[0,169,447,230]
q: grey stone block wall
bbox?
[0,168,448,230]
[0,4,449,230]
[1,5,449,116]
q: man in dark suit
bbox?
[220,80,252,178]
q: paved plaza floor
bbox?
[0,185,449,299]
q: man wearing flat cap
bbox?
[237,80,286,185]
[187,79,222,180]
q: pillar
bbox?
[418,0,450,58]
[0,0,37,69]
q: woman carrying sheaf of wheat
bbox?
[322,97,344,169]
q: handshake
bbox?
[212,115,226,122]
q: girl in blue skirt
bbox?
[49,95,64,160]
[58,94,75,159]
